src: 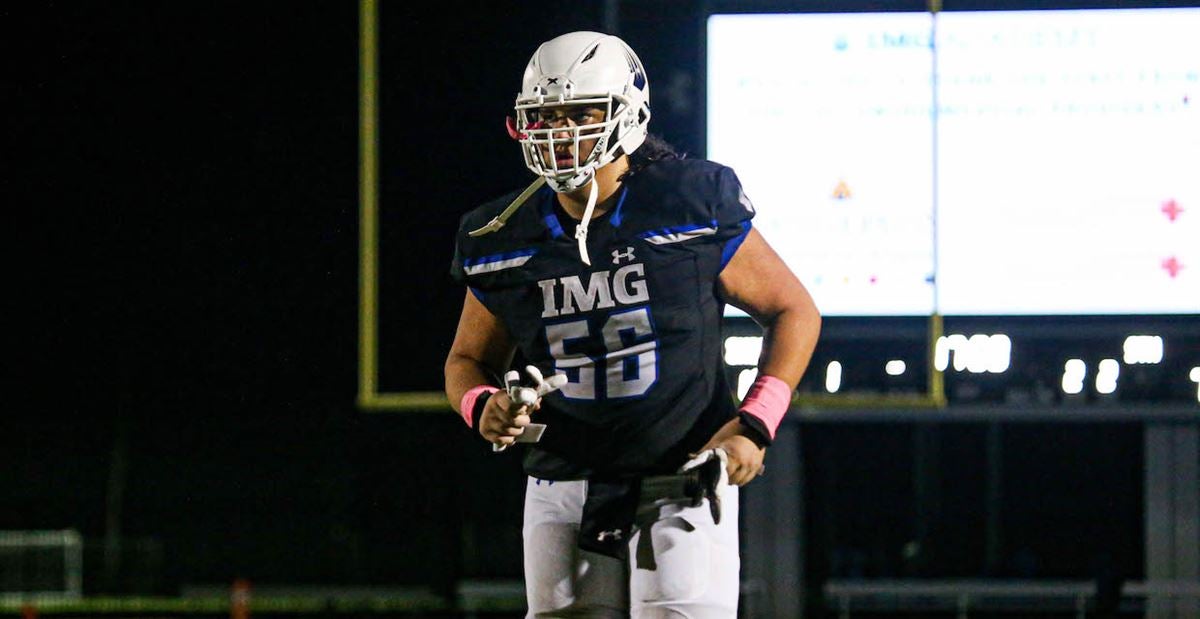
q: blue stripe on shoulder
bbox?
[720,221,753,270]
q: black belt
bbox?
[577,455,724,569]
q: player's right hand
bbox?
[478,389,534,448]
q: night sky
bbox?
[13,1,711,417]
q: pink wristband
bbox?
[460,385,499,428]
[739,375,792,440]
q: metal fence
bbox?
[0,531,82,603]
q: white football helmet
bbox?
[514,32,651,193]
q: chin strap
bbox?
[468,177,547,237]
[574,180,598,265]
[468,174,597,267]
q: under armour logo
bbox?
[546,77,559,85]
[612,247,635,265]
[597,529,623,542]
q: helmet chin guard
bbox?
[514,32,651,194]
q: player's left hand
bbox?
[698,418,766,486]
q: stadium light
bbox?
[1062,359,1086,395]
[724,336,763,366]
[1122,335,1164,364]
[825,361,842,393]
[934,333,1011,374]
[934,334,967,371]
[886,360,907,376]
[1096,359,1119,395]
[737,368,759,400]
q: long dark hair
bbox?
[620,133,684,181]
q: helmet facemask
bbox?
[515,92,643,193]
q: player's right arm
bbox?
[444,291,532,447]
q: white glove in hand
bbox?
[493,366,566,452]
[679,447,730,491]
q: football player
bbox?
[445,31,821,618]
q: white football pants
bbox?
[522,477,739,618]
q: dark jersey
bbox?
[451,159,755,479]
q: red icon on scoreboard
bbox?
[1161,256,1184,279]
[1161,199,1183,222]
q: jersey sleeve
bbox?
[449,219,471,287]
[711,166,756,268]
[448,200,540,304]
[448,197,515,291]
[448,223,504,312]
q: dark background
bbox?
[7,0,1196,613]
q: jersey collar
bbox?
[537,185,630,239]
